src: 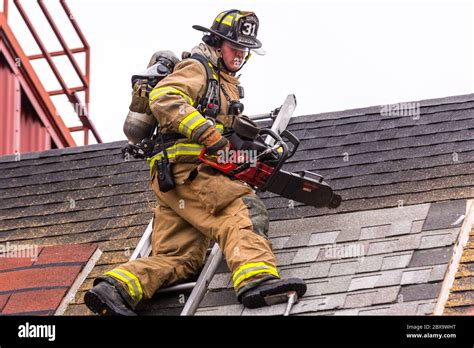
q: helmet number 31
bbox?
[241,22,257,37]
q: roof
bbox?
[194,199,467,315]
[0,93,473,315]
[0,142,154,315]
[0,243,98,315]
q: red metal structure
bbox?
[0,0,101,156]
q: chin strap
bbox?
[236,53,251,72]
[216,50,252,74]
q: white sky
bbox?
[5,0,474,144]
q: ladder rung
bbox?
[28,47,87,60]
[156,282,197,294]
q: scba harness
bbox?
[122,51,240,161]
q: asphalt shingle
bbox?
[409,246,454,267]
[1,94,472,316]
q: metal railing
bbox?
[3,0,101,145]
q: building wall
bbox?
[0,54,52,155]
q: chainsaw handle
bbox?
[258,129,289,192]
[198,147,236,172]
[280,130,300,159]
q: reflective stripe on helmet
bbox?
[178,110,207,138]
[149,86,194,105]
[232,262,280,288]
[216,13,236,26]
[216,12,243,24]
[105,268,143,302]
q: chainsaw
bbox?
[199,123,342,209]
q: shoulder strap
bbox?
[190,53,220,118]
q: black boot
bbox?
[238,278,307,309]
[84,281,137,316]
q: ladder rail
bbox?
[127,97,295,315]
[129,218,223,315]
[129,219,153,260]
[180,243,223,316]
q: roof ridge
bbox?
[0,140,127,163]
[291,93,474,124]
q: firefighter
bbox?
[85,9,306,316]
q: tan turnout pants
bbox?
[100,162,279,307]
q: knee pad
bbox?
[242,195,270,239]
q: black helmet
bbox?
[193,10,264,55]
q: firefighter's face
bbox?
[220,41,248,72]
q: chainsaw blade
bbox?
[265,169,341,208]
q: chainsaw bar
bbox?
[265,169,342,209]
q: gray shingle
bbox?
[410,220,425,234]
[307,262,331,278]
[306,281,329,296]
[367,239,398,255]
[208,273,231,290]
[279,266,311,280]
[291,293,347,314]
[344,290,377,308]
[386,220,414,237]
[289,121,474,165]
[429,264,448,282]
[196,304,243,316]
[199,289,239,307]
[293,127,472,161]
[267,215,328,235]
[329,260,359,277]
[215,258,230,274]
[349,274,381,291]
[357,255,384,273]
[242,303,287,316]
[308,230,340,245]
[283,232,312,248]
[357,305,393,315]
[419,229,459,249]
[317,242,368,261]
[409,246,453,267]
[416,300,436,315]
[401,268,432,285]
[359,225,390,240]
[356,300,436,315]
[291,246,321,264]
[323,276,353,294]
[373,286,401,305]
[336,227,361,243]
[381,252,413,270]
[376,269,404,287]
[269,236,290,249]
[275,251,297,266]
[395,234,422,251]
[422,200,467,231]
[399,282,442,302]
